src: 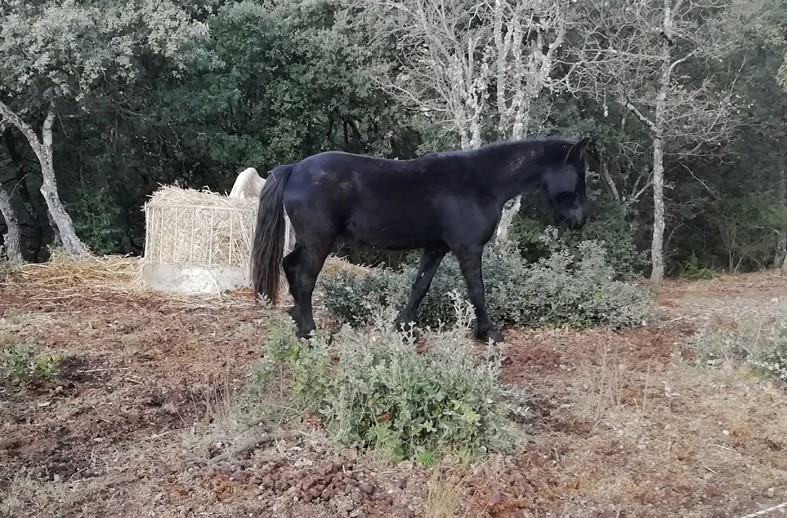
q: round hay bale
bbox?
[141,185,260,294]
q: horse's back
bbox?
[282,151,463,249]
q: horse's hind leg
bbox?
[292,242,332,338]
[451,245,504,344]
[282,244,302,325]
[395,247,447,331]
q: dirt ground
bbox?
[1,260,786,518]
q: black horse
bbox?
[251,136,591,343]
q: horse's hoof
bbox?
[296,329,315,340]
[476,328,505,344]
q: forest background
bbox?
[2,0,787,282]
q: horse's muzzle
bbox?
[556,202,590,230]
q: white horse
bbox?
[230,167,294,252]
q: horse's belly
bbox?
[344,211,442,250]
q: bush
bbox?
[320,267,409,328]
[679,252,719,280]
[1,342,61,386]
[688,315,787,384]
[319,229,650,331]
[512,196,647,281]
[70,185,124,255]
[250,305,520,461]
[0,248,21,277]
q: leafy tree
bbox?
[569,0,765,281]
[0,0,210,258]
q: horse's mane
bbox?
[418,136,581,163]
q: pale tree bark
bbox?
[363,0,491,151]
[0,96,89,259]
[0,184,23,264]
[650,1,673,282]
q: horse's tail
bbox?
[251,164,294,305]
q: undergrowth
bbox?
[679,252,719,280]
[688,314,787,384]
[320,229,650,332]
[248,298,526,463]
[0,337,61,386]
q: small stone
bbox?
[359,483,375,495]
[231,470,249,483]
[261,476,274,489]
[489,492,505,505]
[321,488,335,500]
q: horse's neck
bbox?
[470,142,544,204]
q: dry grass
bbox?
[12,254,144,292]
[147,185,257,210]
[182,374,248,459]
[425,465,473,518]
[0,474,107,516]
[551,360,787,517]
[569,344,655,424]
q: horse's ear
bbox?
[563,137,591,164]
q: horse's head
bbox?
[541,137,591,230]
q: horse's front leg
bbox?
[395,247,447,331]
[452,245,504,344]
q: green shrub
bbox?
[679,252,719,280]
[70,186,124,255]
[320,229,650,331]
[688,316,787,384]
[1,342,61,386]
[251,305,519,461]
[512,196,647,280]
[320,267,409,328]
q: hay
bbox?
[322,257,376,278]
[144,185,257,269]
[147,185,257,210]
[14,255,144,291]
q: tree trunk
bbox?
[0,185,23,264]
[778,168,787,272]
[0,98,89,259]
[650,1,673,283]
[495,196,521,246]
[651,136,666,281]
